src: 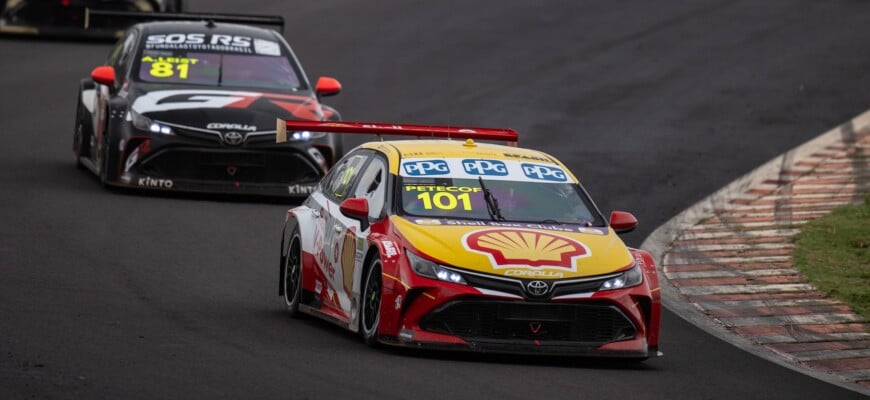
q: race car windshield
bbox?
[399,177,605,226]
[136,50,301,90]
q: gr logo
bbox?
[521,163,567,182]
[462,159,508,176]
[403,160,449,176]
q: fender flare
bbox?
[99,98,129,183]
[630,247,662,348]
[278,206,317,295]
[74,79,96,156]
[360,233,405,336]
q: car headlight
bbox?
[407,250,466,285]
[289,130,326,141]
[131,111,174,135]
[600,263,643,291]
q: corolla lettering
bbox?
[504,270,564,278]
[207,123,257,131]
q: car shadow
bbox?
[54,161,307,206]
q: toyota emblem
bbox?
[526,280,549,296]
[223,131,244,145]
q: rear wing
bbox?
[84,10,285,33]
[276,119,519,146]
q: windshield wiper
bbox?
[478,176,505,221]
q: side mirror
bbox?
[315,77,341,97]
[91,65,116,86]
[610,211,638,234]
[339,197,369,231]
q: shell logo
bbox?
[463,229,590,270]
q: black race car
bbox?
[73,15,344,197]
[0,1,183,38]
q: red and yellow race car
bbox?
[277,120,661,359]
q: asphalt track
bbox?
[0,1,868,399]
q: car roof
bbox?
[360,139,579,181]
[135,20,279,39]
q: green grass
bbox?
[794,195,870,321]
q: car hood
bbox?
[391,216,634,279]
[129,88,324,131]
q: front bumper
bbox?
[380,298,653,358]
[113,145,326,197]
[376,261,660,358]
[380,299,657,359]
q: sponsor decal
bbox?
[145,34,254,53]
[207,122,257,131]
[131,90,320,120]
[288,184,316,196]
[444,219,595,233]
[141,55,198,80]
[398,329,414,342]
[361,124,404,130]
[394,294,403,310]
[382,241,398,258]
[137,177,173,189]
[402,160,449,176]
[633,251,646,268]
[414,219,443,226]
[132,90,261,113]
[521,163,568,182]
[315,280,322,294]
[503,153,554,162]
[341,230,356,293]
[504,269,564,278]
[461,159,508,176]
[463,229,590,271]
[125,147,139,173]
[398,158,575,183]
[253,38,281,56]
[404,185,481,193]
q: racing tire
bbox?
[73,105,88,169]
[360,256,382,347]
[282,230,303,317]
[98,114,121,187]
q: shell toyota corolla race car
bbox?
[277,120,661,359]
[0,1,183,38]
[73,13,344,197]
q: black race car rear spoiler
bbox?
[276,119,519,146]
[84,10,285,33]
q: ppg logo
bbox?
[462,159,508,176]
[403,160,450,176]
[521,163,567,182]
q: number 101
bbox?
[416,192,472,211]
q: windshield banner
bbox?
[399,158,573,183]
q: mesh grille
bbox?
[137,148,321,184]
[421,300,636,344]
